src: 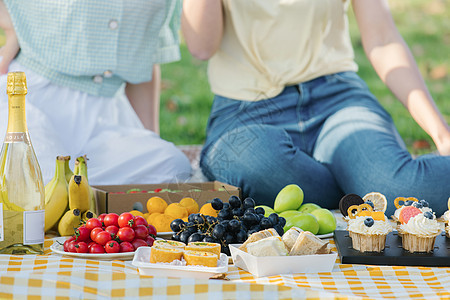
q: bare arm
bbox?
[125,65,161,134]
[0,0,19,74]
[181,0,224,60]
[352,0,450,155]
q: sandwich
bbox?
[289,231,330,256]
[239,228,279,252]
[246,236,289,257]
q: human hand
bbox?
[0,0,19,74]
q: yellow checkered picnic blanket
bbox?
[0,238,449,299]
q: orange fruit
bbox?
[129,210,145,218]
[152,214,173,232]
[147,212,162,226]
[399,206,421,224]
[179,197,199,215]
[199,203,219,217]
[165,203,189,219]
[147,196,168,214]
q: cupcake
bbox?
[347,204,393,252]
[439,197,450,229]
[397,206,441,253]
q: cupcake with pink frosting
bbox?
[398,206,441,253]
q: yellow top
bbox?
[7,72,28,95]
[208,0,358,101]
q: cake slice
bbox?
[289,231,330,256]
[153,239,186,251]
[185,242,221,257]
[150,245,183,263]
[239,228,279,252]
[183,250,218,267]
[246,236,289,257]
[282,226,303,252]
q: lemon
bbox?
[362,192,387,213]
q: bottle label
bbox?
[0,204,3,242]
[23,210,45,245]
[4,133,29,144]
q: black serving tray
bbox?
[334,230,450,267]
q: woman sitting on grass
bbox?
[0,0,191,185]
[182,0,450,216]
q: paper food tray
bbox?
[132,247,228,279]
[229,245,337,277]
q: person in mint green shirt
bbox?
[0,0,192,185]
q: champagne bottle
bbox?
[0,72,45,254]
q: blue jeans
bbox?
[200,72,450,217]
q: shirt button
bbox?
[103,70,113,78]
[93,75,103,83]
[109,19,119,30]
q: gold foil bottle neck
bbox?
[7,72,28,95]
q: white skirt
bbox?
[0,61,192,185]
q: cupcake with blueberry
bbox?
[398,206,441,253]
[438,197,450,230]
[347,204,393,252]
[392,197,432,223]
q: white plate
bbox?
[132,246,228,279]
[317,233,334,239]
[50,237,135,261]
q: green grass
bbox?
[1,0,448,154]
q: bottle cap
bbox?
[7,72,28,95]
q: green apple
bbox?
[310,208,337,235]
[298,203,321,213]
[255,205,275,217]
[274,184,304,212]
[282,211,319,235]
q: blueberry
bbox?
[364,217,374,227]
[211,198,224,210]
[424,211,433,220]
[278,217,287,227]
[404,200,414,206]
[365,200,374,209]
[222,202,231,210]
[412,202,423,209]
[419,199,429,207]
